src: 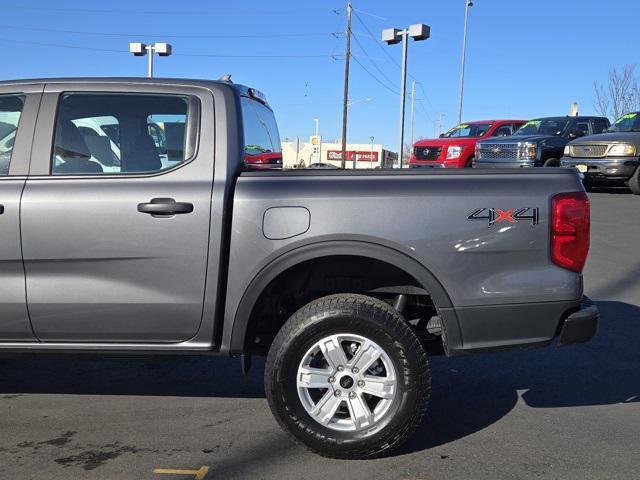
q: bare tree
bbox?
[594,65,640,120]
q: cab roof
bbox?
[0,76,257,98]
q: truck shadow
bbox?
[399,299,639,454]
[0,300,637,458]
[0,353,267,399]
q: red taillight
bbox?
[550,192,590,273]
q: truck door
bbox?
[21,84,215,342]
[0,86,41,341]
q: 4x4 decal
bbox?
[468,207,539,227]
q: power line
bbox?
[0,37,124,53]
[352,11,440,116]
[350,54,400,95]
[416,99,434,123]
[0,37,342,58]
[416,82,438,116]
[0,25,341,39]
[1,4,317,16]
[176,51,341,59]
[350,29,398,91]
[351,7,388,21]
[352,11,401,68]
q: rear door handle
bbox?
[0,204,4,215]
[137,198,193,217]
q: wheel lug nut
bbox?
[337,365,344,372]
[328,376,335,383]
[349,392,356,399]
[352,367,359,374]
[357,380,365,387]
[334,390,342,397]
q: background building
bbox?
[281,138,397,169]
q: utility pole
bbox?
[409,80,416,152]
[340,1,352,169]
[436,113,445,136]
[457,0,473,125]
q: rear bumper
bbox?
[560,156,638,182]
[445,297,598,356]
[558,298,599,346]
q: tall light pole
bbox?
[409,80,416,153]
[383,24,430,168]
[457,0,473,125]
[129,42,173,78]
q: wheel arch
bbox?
[223,240,455,355]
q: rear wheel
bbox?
[265,294,430,459]
[629,167,640,195]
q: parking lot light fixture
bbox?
[383,24,430,168]
[129,42,173,78]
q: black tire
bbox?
[264,294,430,459]
[543,158,560,167]
[464,156,474,168]
[629,167,640,195]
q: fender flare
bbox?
[224,240,457,354]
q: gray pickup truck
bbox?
[0,78,598,459]
[561,111,640,194]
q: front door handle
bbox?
[0,204,4,215]
[137,198,193,217]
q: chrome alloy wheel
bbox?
[296,333,397,432]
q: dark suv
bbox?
[561,112,640,193]
[474,116,610,168]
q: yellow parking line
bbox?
[153,466,210,480]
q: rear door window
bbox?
[52,93,192,175]
[0,95,25,175]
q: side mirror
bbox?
[439,133,445,138]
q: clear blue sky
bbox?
[1,0,638,150]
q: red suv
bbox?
[410,120,526,168]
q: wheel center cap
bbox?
[339,375,354,389]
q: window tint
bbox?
[574,121,590,136]
[515,119,570,136]
[241,97,282,169]
[52,93,190,175]
[0,95,25,175]
[592,118,609,134]
[442,123,492,138]
[492,125,513,136]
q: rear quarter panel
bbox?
[224,170,584,326]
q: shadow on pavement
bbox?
[0,354,266,399]
[400,300,639,454]
[0,301,637,458]
[589,186,632,195]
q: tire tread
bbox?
[265,293,430,459]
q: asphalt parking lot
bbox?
[1,188,638,480]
